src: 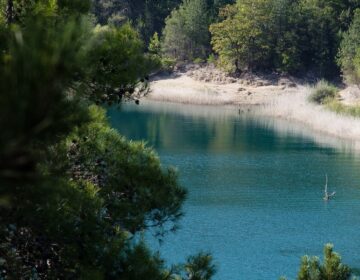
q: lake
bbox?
[108,101,360,280]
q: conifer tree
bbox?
[281,244,352,280]
[338,9,360,84]
[0,1,216,278]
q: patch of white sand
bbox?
[148,73,360,141]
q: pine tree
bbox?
[0,1,215,278]
[162,0,211,60]
[338,8,360,84]
[281,244,352,280]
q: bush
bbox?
[161,57,177,71]
[193,57,205,64]
[309,80,338,104]
[207,54,216,64]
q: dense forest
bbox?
[161,0,360,80]
[92,0,360,81]
[0,0,358,279]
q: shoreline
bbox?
[147,66,360,142]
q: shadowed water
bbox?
[108,101,360,280]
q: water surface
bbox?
[108,101,360,280]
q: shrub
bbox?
[309,80,338,104]
[193,57,205,64]
[161,57,177,71]
[207,54,216,64]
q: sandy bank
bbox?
[148,67,300,105]
[147,66,360,141]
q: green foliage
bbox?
[309,80,338,104]
[210,0,273,72]
[0,0,91,23]
[0,103,187,275]
[149,32,161,56]
[0,2,215,279]
[58,106,187,236]
[0,14,91,183]
[297,0,341,77]
[281,244,353,280]
[210,0,360,76]
[148,32,162,69]
[162,0,211,61]
[298,244,351,280]
[92,0,183,43]
[338,9,360,84]
[194,57,205,64]
[85,23,157,104]
[325,99,360,117]
[117,242,170,280]
[184,253,216,280]
[207,53,216,64]
[162,6,187,60]
[161,57,177,71]
[58,0,91,14]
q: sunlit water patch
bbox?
[108,101,360,280]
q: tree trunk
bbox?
[235,59,241,75]
[6,0,14,25]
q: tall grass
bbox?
[325,99,360,117]
[149,76,360,141]
[309,80,360,118]
[149,78,234,105]
[262,87,360,141]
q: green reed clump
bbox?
[309,80,338,104]
[326,99,360,117]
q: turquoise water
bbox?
[108,101,360,280]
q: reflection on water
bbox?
[110,100,360,154]
[108,101,360,280]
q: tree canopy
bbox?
[338,8,360,84]
[0,0,358,278]
[209,0,360,76]
[0,0,216,278]
[281,244,352,280]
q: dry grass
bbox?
[260,87,360,141]
[148,85,231,105]
[148,74,360,141]
[148,76,235,105]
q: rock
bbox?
[278,78,291,86]
[287,82,297,88]
[238,87,246,92]
[278,77,296,88]
[247,91,252,96]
